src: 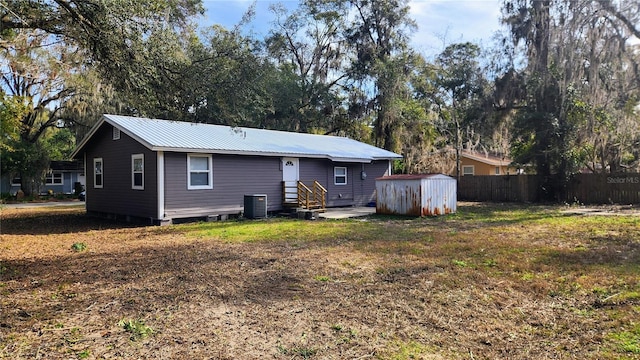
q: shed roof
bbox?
[376,174,454,181]
[73,115,402,163]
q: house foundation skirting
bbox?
[86,210,246,226]
[85,210,163,225]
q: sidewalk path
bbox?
[2,201,85,209]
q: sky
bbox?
[199,0,504,58]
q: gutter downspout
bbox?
[83,153,87,203]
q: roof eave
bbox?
[462,153,511,166]
[151,147,322,158]
[151,146,398,163]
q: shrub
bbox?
[71,242,87,252]
[118,318,154,341]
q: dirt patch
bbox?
[1,206,638,359]
[561,204,640,216]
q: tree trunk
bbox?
[19,173,35,197]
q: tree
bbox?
[0,92,26,153]
[434,42,489,179]
[343,0,416,153]
[501,0,640,200]
[264,2,349,133]
[2,0,208,130]
[1,0,204,94]
[1,1,208,195]
[177,25,274,127]
[0,30,102,195]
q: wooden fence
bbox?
[458,173,640,204]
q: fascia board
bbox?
[150,146,378,163]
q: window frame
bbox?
[132,154,144,190]
[462,165,474,176]
[334,166,347,185]
[45,172,63,185]
[495,166,501,175]
[11,176,21,186]
[187,154,213,190]
[113,127,121,140]
[94,158,103,188]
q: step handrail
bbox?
[297,181,313,209]
[312,180,327,209]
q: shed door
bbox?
[282,158,299,202]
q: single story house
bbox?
[459,150,516,176]
[1,160,85,196]
[71,114,402,224]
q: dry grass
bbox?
[0,203,639,359]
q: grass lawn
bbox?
[0,203,639,359]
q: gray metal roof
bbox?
[73,114,402,162]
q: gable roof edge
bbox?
[71,115,154,158]
[461,151,512,167]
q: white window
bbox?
[334,166,347,185]
[462,165,474,176]
[94,158,103,188]
[45,172,63,185]
[495,166,501,175]
[113,127,121,140]
[132,154,144,190]
[188,154,213,190]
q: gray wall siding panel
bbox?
[356,161,390,205]
[299,158,329,185]
[327,162,357,207]
[299,159,352,206]
[164,153,282,218]
[299,159,390,207]
[84,124,157,218]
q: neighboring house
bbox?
[459,150,516,176]
[1,160,85,195]
[71,114,402,224]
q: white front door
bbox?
[282,158,299,202]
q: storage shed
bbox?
[375,174,457,216]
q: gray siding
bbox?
[299,159,390,207]
[83,124,158,219]
[164,153,282,218]
[355,160,390,205]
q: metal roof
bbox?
[376,174,454,181]
[461,150,512,166]
[73,115,402,162]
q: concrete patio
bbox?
[318,206,376,219]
